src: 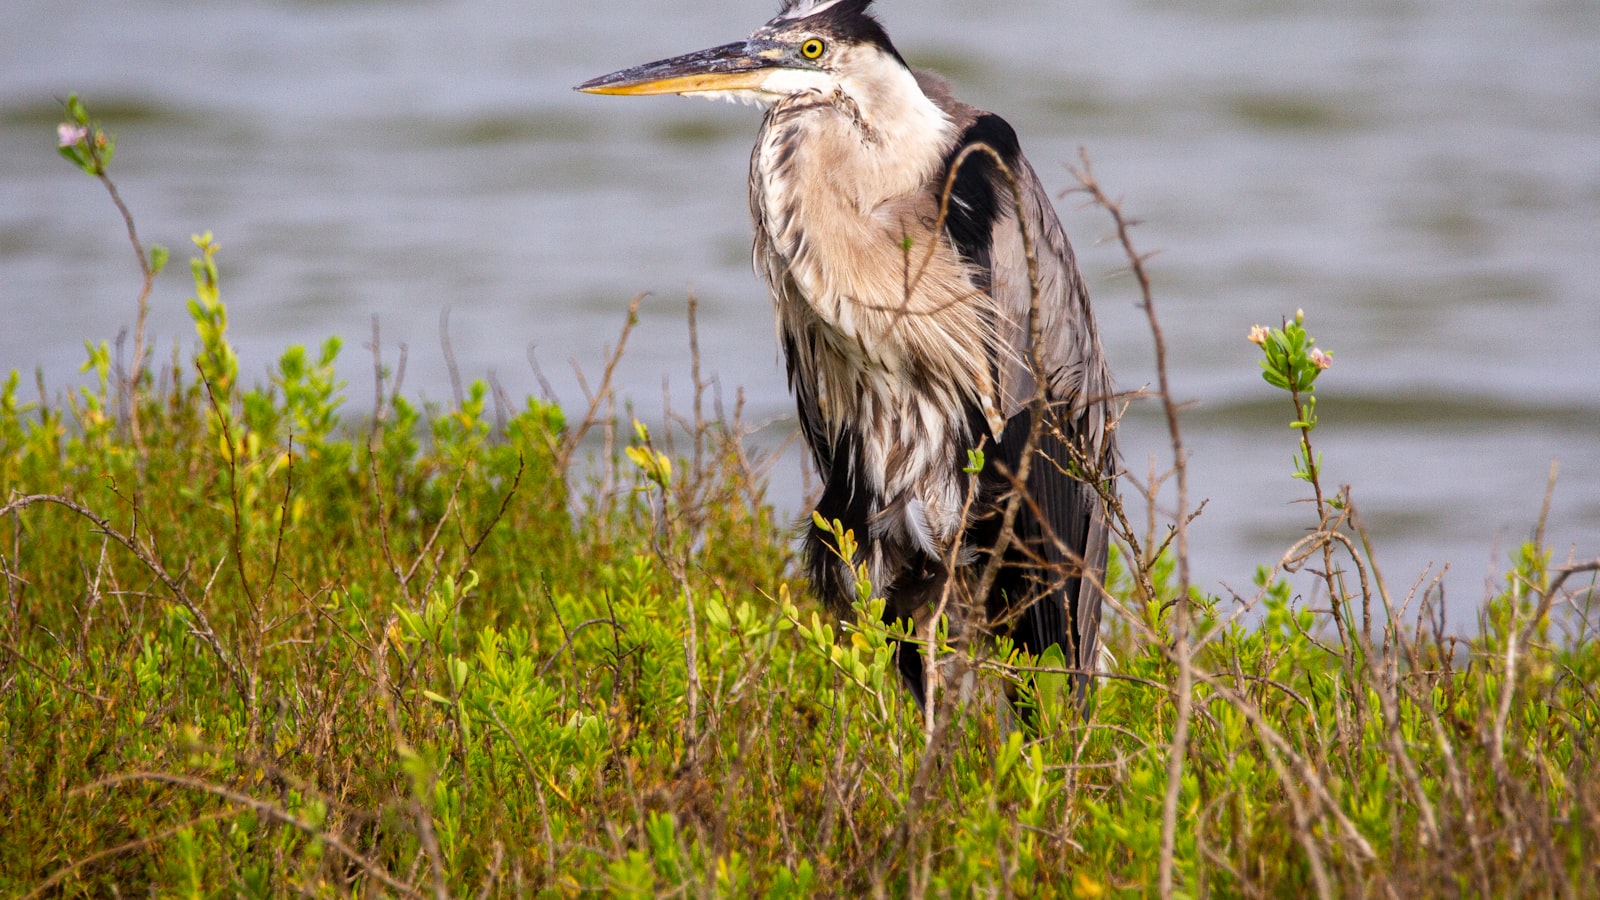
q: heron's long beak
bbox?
[576,39,789,96]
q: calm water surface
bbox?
[3,0,1597,615]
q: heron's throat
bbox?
[772,51,954,206]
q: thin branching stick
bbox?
[68,772,426,898]
[555,293,646,477]
[0,493,247,703]
[1069,151,1198,900]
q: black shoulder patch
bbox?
[940,113,1023,289]
[964,113,1022,160]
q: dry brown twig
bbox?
[0,492,247,704]
[556,292,646,478]
[1067,149,1202,900]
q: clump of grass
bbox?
[2,96,1597,898]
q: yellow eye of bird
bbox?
[800,38,825,59]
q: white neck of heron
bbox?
[742,50,954,207]
[830,50,954,203]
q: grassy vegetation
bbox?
[4,98,1598,898]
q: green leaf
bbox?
[963,447,986,474]
[705,595,732,632]
[1032,643,1070,729]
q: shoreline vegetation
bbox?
[4,96,1597,898]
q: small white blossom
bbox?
[57,123,89,148]
[1247,324,1270,346]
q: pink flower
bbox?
[57,123,89,148]
[1308,348,1332,370]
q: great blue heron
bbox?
[579,0,1117,712]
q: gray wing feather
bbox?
[986,152,1116,682]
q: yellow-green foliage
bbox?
[3,248,1597,899]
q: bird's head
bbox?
[576,0,909,107]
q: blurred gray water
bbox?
[3,0,1597,615]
